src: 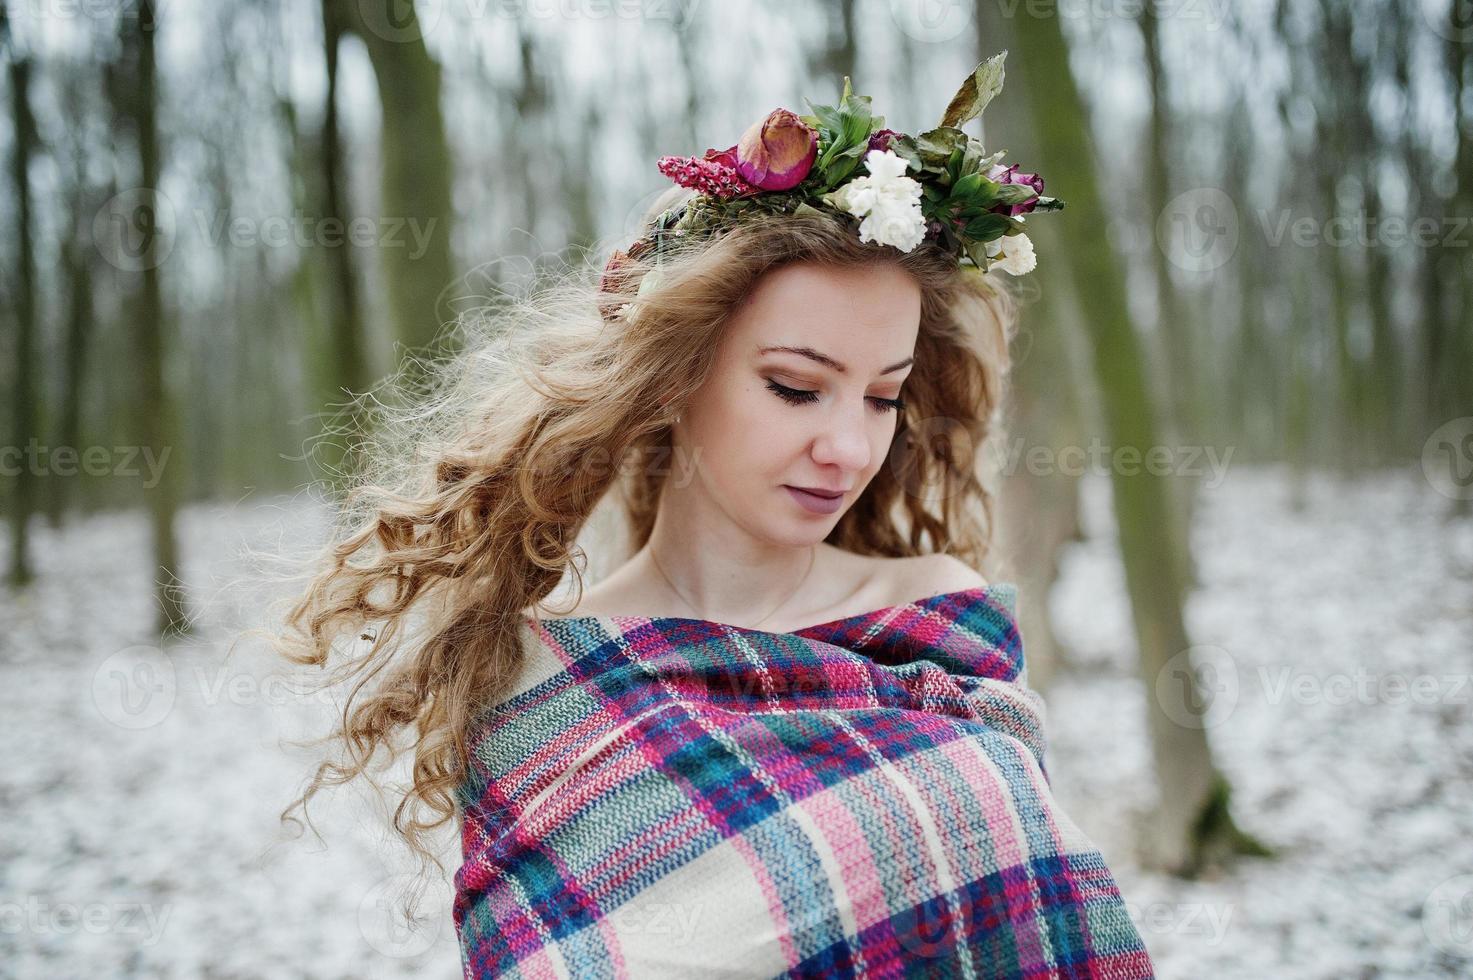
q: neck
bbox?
[640,489,818,625]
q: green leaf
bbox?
[794,202,826,219]
[977,148,1007,172]
[842,109,872,146]
[803,98,844,137]
[826,156,861,186]
[964,240,992,270]
[947,147,965,182]
[993,183,1038,205]
[887,135,924,172]
[952,171,987,199]
[961,137,987,176]
[963,212,1011,239]
[939,51,1007,130]
[915,127,968,165]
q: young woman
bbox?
[274,56,1155,978]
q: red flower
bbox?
[733,108,818,190]
[656,153,760,200]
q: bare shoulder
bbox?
[832,550,987,610]
[884,553,989,601]
[523,560,664,620]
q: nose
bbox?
[809,401,873,472]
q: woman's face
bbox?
[674,259,921,546]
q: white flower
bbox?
[994,233,1036,275]
[825,149,928,252]
[862,148,911,182]
[859,199,927,252]
[829,180,877,216]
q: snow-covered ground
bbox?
[1,463,1469,978]
[1045,464,1473,979]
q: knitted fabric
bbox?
[453,583,1155,978]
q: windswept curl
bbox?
[264,188,1023,879]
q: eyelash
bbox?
[765,379,905,414]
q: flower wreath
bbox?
[600,51,1063,312]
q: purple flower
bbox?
[867,128,901,153]
[986,162,1045,216]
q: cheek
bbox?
[693,379,788,464]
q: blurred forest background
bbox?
[2,0,1471,977]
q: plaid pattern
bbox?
[454,584,1155,978]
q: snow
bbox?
[1,463,1469,977]
[1044,464,1473,979]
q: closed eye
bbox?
[765,379,904,414]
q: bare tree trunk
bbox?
[1274,0,1315,506]
[120,0,189,635]
[1007,4,1265,873]
[4,21,38,586]
[809,0,857,85]
[51,199,95,528]
[339,0,456,371]
[509,24,546,244]
[1316,0,1365,473]
[1449,30,1473,519]
[318,0,368,405]
[563,104,600,251]
[973,4,1088,691]
[1139,2,1201,598]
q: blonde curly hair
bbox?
[264,189,1021,880]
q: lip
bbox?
[783,485,847,515]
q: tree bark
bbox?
[339,0,457,372]
[5,32,37,587]
[121,0,189,635]
[1006,5,1263,872]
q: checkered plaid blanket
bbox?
[454,584,1155,978]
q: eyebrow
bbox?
[758,345,914,376]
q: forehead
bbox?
[728,261,922,345]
